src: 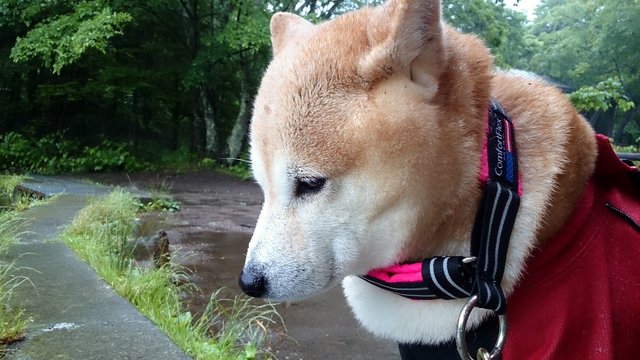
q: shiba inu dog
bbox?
[239,0,640,357]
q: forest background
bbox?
[1,0,638,173]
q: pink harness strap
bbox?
[366,263,424,283]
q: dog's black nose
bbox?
[239,268,266,298]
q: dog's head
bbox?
[240,0,491,301]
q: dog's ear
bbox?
[359,0,445,88]
[270,12,314,57]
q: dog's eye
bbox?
[294,177,326,197]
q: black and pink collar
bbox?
[360,99,521,315]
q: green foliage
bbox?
[0,175,24,199]
[0,304,28,352]
[0,0,541,166]
[613,143,639,154]
[200,158,216,168]
[140,197,181,213]
[192,289,282,360]
[159,149,197,170]
[443,0,535,68]
[622,117,640,145]
[77,140,146,172]
[528,0,639,142]
[215,163,253,181]
[0,212,30,352]
[0,132,146,174]
[198,157,252,180]
[0,133,31,172]
[10,1,131,74]
[570,78,636,113]
[216,1,270,55]
[0,212,22,260]
[0,175,45,212]
[62,191,280,359]
[2,0,640,159]
[531,0,639,93]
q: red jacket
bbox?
[504,135,640,359]
[400,135,640,360]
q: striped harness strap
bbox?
[360,99,520,315]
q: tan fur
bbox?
[244,0,598,344]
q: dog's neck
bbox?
[402,25,597,260]
[401,95,596,265]
[491,74,598,250]
[534,140,597,244]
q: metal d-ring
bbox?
[456,295,507,360]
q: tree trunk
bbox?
[170,101,181,151]
[191,91,205,155]
[588,111,600,128]
[226,75,252,165]
[591,106,617,137]
[131,90,141,153]
[614,108,638,144]
[200,87,218,158]
[602,106,617,138]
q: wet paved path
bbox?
[4,177,190,359]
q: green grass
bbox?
[0,174,48,212]
[0,211,30,353]
[61,190,280,359]
[613,143,640,166]
[140,197,181,212]
[0,175,24,196]
[213,164,253,181]
[209,155,253,181]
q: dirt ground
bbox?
[85,171,400,360]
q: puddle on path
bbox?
[175,231,250,308]
[172,230,399,360]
